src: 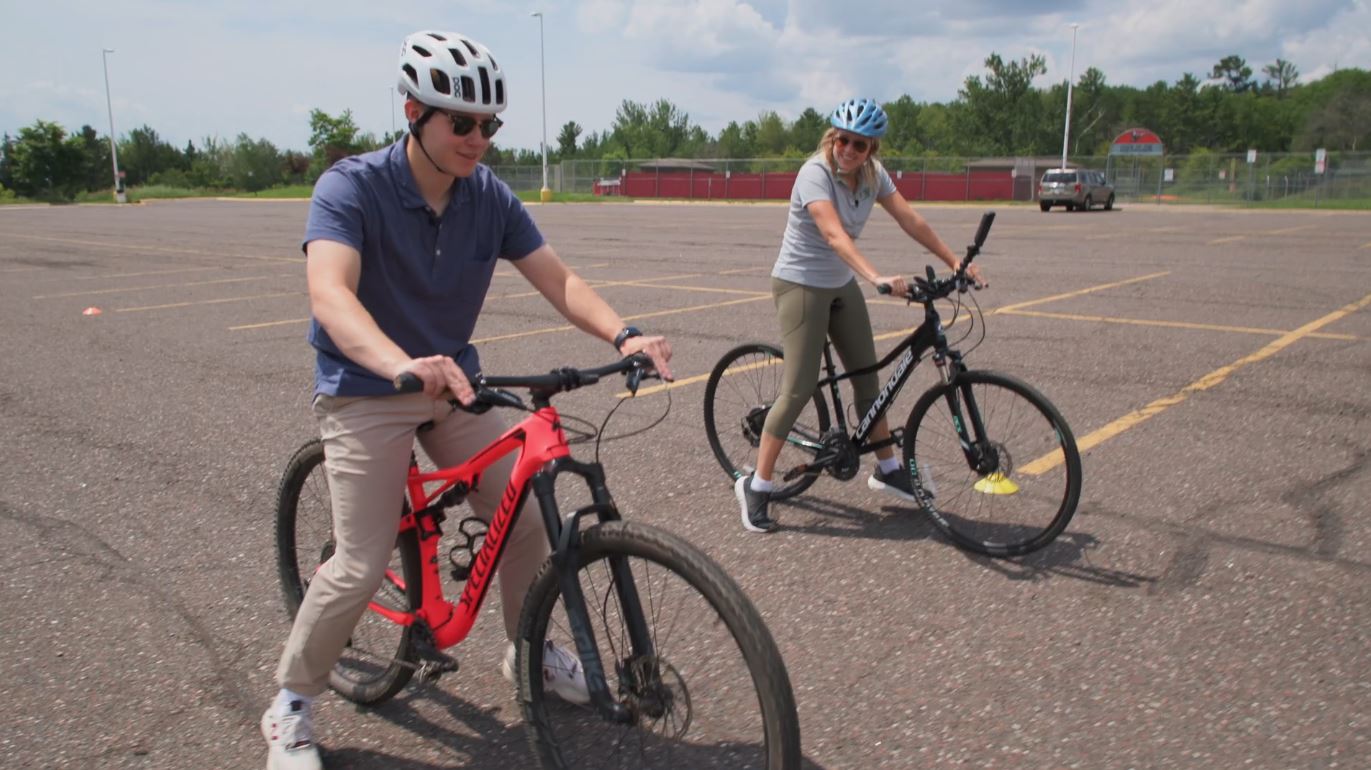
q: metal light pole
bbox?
[1059,23,1079,171]
[531,11,551,202]
[101,48,127,203]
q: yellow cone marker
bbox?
[973,472,1019,495]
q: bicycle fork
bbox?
[936,354,999,475]
[532,459,654,725]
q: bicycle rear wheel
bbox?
[902,371,1082,556]
[275,439,422,704]
[516,521,800,769]
[703,342,829,500]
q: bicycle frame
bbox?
[812,299,974,458]
[364,400,651,720]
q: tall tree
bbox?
[958,52,1049,154]
[557,120,583,156]
[1262,59,1300,98]
[788,107,829,153]
[307,109,368,175]
[7,120,85,200]
[118,125,183,186]
[228,134,284,191]
[1211,55,1254,92]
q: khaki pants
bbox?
[276,392,549,696]
[764,277,880,440]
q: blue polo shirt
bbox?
[303,140,545,396]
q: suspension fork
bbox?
[532,459,650,724]
[935,350,993,471]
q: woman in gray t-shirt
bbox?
[734,98,986,533]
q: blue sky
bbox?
[4,0,1368,155]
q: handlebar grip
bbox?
[973,211,996,249]
[394,372,423,393]
[876,284,892,295]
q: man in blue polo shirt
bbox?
[262,30,672,770]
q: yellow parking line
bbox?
[471,295,772,345]
[0,231,302,264]
[1264,224,1317,235]
[627,283,770,297]
[116,292,301,313]
[1208,235,1246,245]
[994,272,1171,313]
[0,266,43,274]
[492,272,705,300]
[1018,290,1371,475]
[40,266,221,282]
[231,317,305,330]
[1003,309,1358,341]
[632,272,1173,395]
[34,275,277,299]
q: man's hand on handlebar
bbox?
[393,355,476,405]
[619,334,674,382]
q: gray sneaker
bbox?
[868,467,919,503]
[735,474,779,533]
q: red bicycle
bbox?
[275,354,800,769]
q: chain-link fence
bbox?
[489,151,1369,206]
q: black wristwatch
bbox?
[613,325,643,352]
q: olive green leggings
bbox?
[763,277,880,440]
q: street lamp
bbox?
[101,48,127,203]
[531,10,551,202]
[1059,23,1079,171]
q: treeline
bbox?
[3,54,1368,201]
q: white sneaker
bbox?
[502,640,591,705]
[261,701,322,770]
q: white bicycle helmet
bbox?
[830,98,888,138]
[397,30,507,114]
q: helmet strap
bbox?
[409,106,457,178]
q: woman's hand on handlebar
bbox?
[960,262,988,289]
[619,334,674,382]
[874,275,909,297]
[394,355,476,405]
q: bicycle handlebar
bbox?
[393,353,658,406]
[877,210,994,302]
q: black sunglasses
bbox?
[836,135,870,153]
[444,112,503,139]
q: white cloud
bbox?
[3,0,1367,153]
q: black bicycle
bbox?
[703,212,1082,556]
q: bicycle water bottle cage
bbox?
[447,516,488,582]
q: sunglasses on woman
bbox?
[443,111,504,139]
[835,135,870,153]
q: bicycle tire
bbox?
[275,438,422,704]
[515,521,801,770]
[703,342,829,500]
[901,371,1082,556]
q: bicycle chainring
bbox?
[821,429,860,481]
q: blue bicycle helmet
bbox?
[830,98,888,138]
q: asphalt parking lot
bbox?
[2,198,1368,769]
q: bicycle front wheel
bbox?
[902,371,1082,556]
[275,439,422,704]
[703,342,829,500]
[516,521,800,769]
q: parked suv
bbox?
[1038,169,1115,212]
